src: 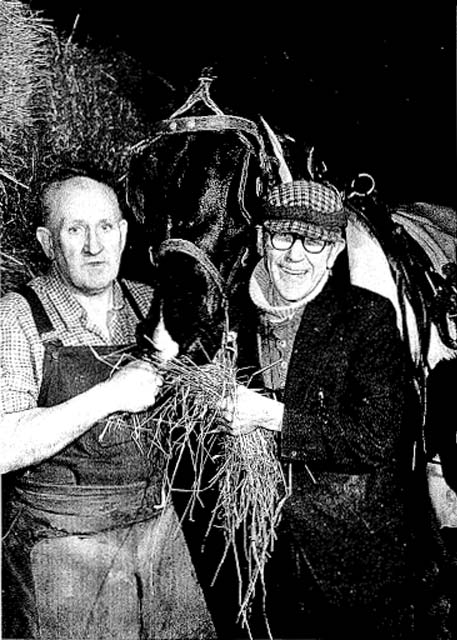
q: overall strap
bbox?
[17,285,54,336]
[119,279,146,321]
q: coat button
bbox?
[290,450,298,458]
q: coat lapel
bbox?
[284,276,347,405]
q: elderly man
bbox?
[0,172,215,639]
[228,180,421,639]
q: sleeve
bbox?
[340,299,417,465]
[282,296,418,471]
[0,294,44,414]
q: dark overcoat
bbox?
[263,275,422,637]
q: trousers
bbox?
[2,482,216,640]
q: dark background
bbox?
[28,2,456,208]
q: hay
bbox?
[209,428,289,635]
[94,345,290,636]
[0,0,52,291]
[0,0,52,160]
[37,40,155,181]
[151,355,290,636]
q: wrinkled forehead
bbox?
[45,177,122,227]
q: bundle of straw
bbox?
[0,0,53,293]
[97,346,290,636]
[208,428,289,634]
[100,351,237,514]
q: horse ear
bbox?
[259,116,293,184]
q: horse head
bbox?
[126,75,274,363]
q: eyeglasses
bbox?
[269,232,328,254]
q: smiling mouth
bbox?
[281,266,308,276]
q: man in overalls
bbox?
[0,173,216,639]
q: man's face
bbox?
[264,230,344,302]
[39,179,127,296]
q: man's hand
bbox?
[221,384,283,435]
[0,360,163,474]
[105,360,164,413]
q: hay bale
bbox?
[37,40,157,181]
[0,0,52,292]
[0,0,51,165]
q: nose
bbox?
[83,227,103,255]
[286,237,308,262]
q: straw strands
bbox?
[0,0,51,292]
[0,0,52,156]
[38,41,155,181]
[208,428,290,635]
[95,347,290,635]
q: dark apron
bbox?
[2,284,168,639]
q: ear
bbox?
[326,238,346,269]
[119,219,128,251]
[36,227,55,260]
[255,225,264,256]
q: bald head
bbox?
[41,176,122,231]
[36,174,128,296]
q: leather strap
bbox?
[150,114,261,139]
[17,285,54,336]
[119,279,146,321]
[158,238,227,304]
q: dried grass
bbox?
[0,0,52,159]
[209,428,289,635]
[37,40,155,181]
[94,344,290,637]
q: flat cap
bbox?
[264,180,347,242]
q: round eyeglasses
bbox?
[269,232,328,254]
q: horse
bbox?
[125,74,274,367]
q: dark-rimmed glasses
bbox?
[269,232,328,254]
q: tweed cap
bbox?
[264,180,347,242]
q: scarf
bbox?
[248,259,329,325]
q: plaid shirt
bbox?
[0,265,154,414]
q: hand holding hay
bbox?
[208,384,290,637]
[220,384,284,435]
[105,360,164,413]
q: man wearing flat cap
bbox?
[226,179,421,639]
